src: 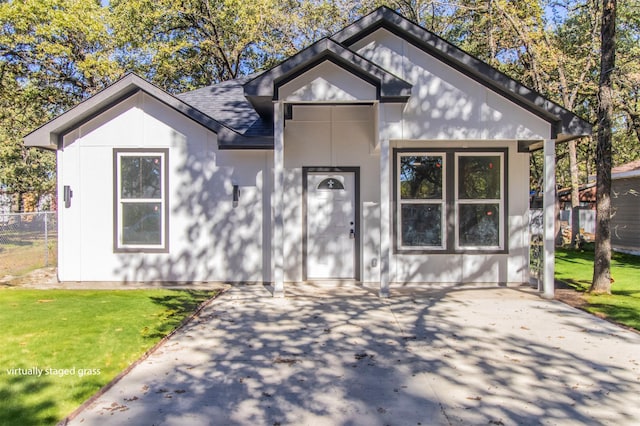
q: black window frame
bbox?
[113,148,169,253]
[393,147,508,254]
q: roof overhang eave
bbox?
[244,38,412,112]
[519,132,591,153]
[23,85,142,150]
[335,7,594,141]
[217,128,274,150]
[23,73,225,150]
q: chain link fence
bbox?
[0,212,57,279]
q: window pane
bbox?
[458,204,499,247]
[122,203,162,245]
[400,155,443,199]
[458,156,500,199]
[317,178,344,190]
[121,156,162,199]
[401,204,442,247]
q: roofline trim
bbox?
[23,73,273,150]
[613,169,640,180]
[333,6,592,138]
[244,37,412,104]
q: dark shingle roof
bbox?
[177,77,272,137]
[612,159,640,179]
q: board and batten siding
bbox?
[282,104,380,283]
[355,28,540,284]
[57,92,271,283]
[351,28,551,142]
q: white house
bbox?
[24,7,591,296]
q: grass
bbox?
[555,247,640,331]
[0,289,216,425]
[0,238,57,278]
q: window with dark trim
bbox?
[397,153,446,249]
[455,153,504,250]
[114,149,169,252]
[395,149,507,253]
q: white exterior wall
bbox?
[282,104,380,283]
[279,61,377,102]
[388,140,530,284]
[280,110,530,285]
[357,29,537,285]
[351,29,551,141]
[56,26,545,285]
[57,93,270,282]
[273,25,544,285]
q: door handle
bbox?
[349,229,355,239]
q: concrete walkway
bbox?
[63,284,640,426]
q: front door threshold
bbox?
[294,281,378,297]
[302,279,361,287]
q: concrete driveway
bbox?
[64,284,640,426]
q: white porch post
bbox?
[542,138,556,299]
[272,101,285,296]
[379,137,390,298]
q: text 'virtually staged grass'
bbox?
[0,289,216,425]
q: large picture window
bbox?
[114,149,168,252]
[395,149,506,253]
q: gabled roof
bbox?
[23,73,273,150]
[333,7,591,142]
[25,6,591,151]
[24,74,214,149]
[244,37,412,118]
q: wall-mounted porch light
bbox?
[232,184,240,208]
[63,185,73,208]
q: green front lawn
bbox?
[0,289,216,425]
[555,248,640,330]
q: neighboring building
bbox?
[24,7,590,292]
[612,160,640,255]
[557,183,597,243]
[558,183,596,210]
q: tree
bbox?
[109,0,312,92]
[108,0,389,92]
[590,0,616,294]
[445,1,600,245]
[545,0,601,246]
[0,0,121,209]
[2,0,636,218]
[613,0,640,165]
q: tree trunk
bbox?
[591,0,616,294]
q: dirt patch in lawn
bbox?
[554,280,588,309]
[554,280,625,326]
[1,267,58,287]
